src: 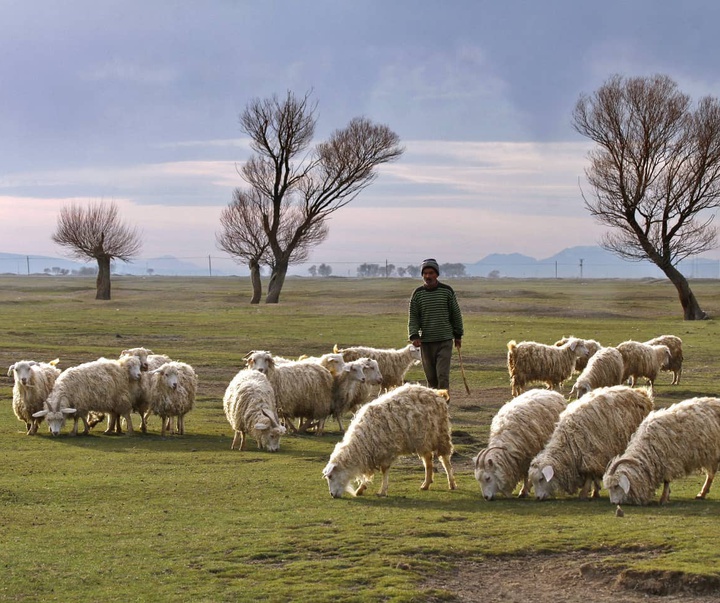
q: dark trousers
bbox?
[420,339,454,390]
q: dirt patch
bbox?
[422,550,720,602]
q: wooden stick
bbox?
[457,346,471,395]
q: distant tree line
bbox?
[355,263,466,278]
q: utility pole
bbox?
[208,255,212,276]
[579,258,584,279]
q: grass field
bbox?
[2,275,720,602]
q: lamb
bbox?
[333,343,421,389]
[568,346,625,399]
[41,355,143,436]
[644,335,683,385]
[322,383,456,498]
[616,340,671,392]
[507,337,589,396]
[143,361,197,437]
[223,369,285,451]
[474,390,567,500]
[8,359,61,435]
[604,397,720,505]
[528,385,654,500]
[555,337,602,372]
[245,350,334,435]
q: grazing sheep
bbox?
[43,355,142,436]
[143,361,197,437]
[568,346,625,399]
[31,396,77,436]
[604,397,720,505]
[474,390,567,500]
[322,383,456,498]
[616,340,671,392]
[644,335,683,385]
[528,385,653,500]
[507,338,589,396]
[333,343,421,389]
[245,350,334,435]
[223,369,285,451]
[8,359,61,435]
[555,337,602,372]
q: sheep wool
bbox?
[554,337,602,372]
[644,335,683,385]
[333,343,421,389]
[9,359,61,435]
[569,346,624,399]
[616,340,671,392]
[145,361,197,437]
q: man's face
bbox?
[422,268,439,287]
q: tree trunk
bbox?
[662,263,707,320]
[266,260,289,304]
[249,259,262,304]
[95,256,112,300]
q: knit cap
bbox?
[421,258,440,275]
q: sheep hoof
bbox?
[695,494,706,500]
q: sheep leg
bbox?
[354,483,367,496]
[230,430,242,450]
[518,478,530,498]
[178,415,185,435]
[239,431,247,451]
[592,479,602,498]
[420,452,434,490]
[160,416,167,438]
[315,418,325,437]
[105,413,119,435]
[578,478,593,501]
[377,468,390,497]
[123,413,134,435]
[696,470,715,499]
[659,481,671,504]
[334,413,345,432]
[140,412,148,434]
[439,454,457,490]
[70,416,79,437]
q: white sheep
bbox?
[245,350,334,435]
[41,355,142,436]
[507,337,589,396]
[555,337,602,372]
[120,347,155,371]
[474,390,567,500]
[143,361,197,437]
[644,335,683,385]
[8,358,61,435]
[345,358,383,414]
[616,340,671,392]
[528,385,654,500]
[568,346,624,399]
[31,395,77,436]
[333,343,421,389]
[223,369,285,451]
[322,383,456,498]
[296,352,346,376]
[604,397,720,505]
[328,359,372,432]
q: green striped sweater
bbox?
[408,282,464,343]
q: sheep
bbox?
[245,350,334,435]
[328,359,372,432]
[528,385,653,500]
[474,390,567,500]
[143,361,197,437]
[333,343,421,389]
[120,347,155,371]
[507,337,589,396]
[31,396,77,436]
[223,369,285,451]
[604,397,720,505]
[568,346,625,399]
[295,352,346,376]
[616,340,671,392]
[554,337,602,372]
[346,357,383,414]
[8,358,61,435]
[644,335,683,385]
[42,355,142,436]
[322,383,456,498]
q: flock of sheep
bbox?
[8,333,720,508]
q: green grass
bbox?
[2,275,720,602]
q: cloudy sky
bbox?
[2,0,720,271]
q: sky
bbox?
[3,0,720,272]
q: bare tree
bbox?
[238,91,404,303]
[52,201,142,300]
[573,74,720,319]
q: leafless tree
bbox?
[573,74,720,319]
[217,187,327,303]
[236,90,404,303]
[52,201,142,300]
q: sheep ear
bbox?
[541,465,554,483]
[32,409,49,418]
[254,421,269,431]
[618,474,630,494]
[323,463,336,477]
[62,408,77,415]
[7,364,15,376]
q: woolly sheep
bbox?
[322,383,456,498]
[568,346,624,399]
[31,395,77,436]
[8,358,61,435]
[345,358,383,414]
[507,337,589,396]
[245,350,334,435]
[554,337,602,372]
[328,359,372,432]
[143,361,197,437]
[333,343,421,389]
[616,340,671,392]
[644,335,683,385]
[296,352,346,376]
[474,390,567,500]
[528,385,654,500]
[223,369,285,451]
[604,397,720,505]
[41,355,142,436]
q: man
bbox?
[408,258,464,390]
